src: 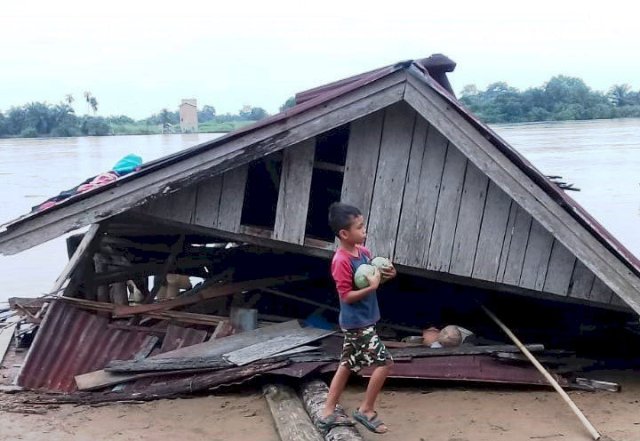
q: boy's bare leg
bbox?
[358,364,391,430]
[322,364,351,418]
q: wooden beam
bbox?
[300,380,364,441]
[112,276,306,317]
[0,72,406,256]
[263,384,324,441]
[404,70,640,313]
[273,138,316,245]
[50,224,101,295]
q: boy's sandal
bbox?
[353,409,388,434]
[317,412,355,432]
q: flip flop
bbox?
[353,409,388,434]
[317,412,355,432]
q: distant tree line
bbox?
[459,76,640,124]
[0,94,278,138]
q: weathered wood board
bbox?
[427,144,468,272]
[543,240,576,296]
[194,175,224,227]
[273,139,316,245]
[367,102,416,258]
[449,163,489,277]
[472,182,512,281]
[519,220,554,290]
[217,165,249,233]
[341,110,385,220]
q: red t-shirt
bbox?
[331,245,372,300]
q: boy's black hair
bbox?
[328,202,362,237]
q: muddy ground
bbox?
[1,370,638,441]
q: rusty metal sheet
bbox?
[360,355,567,387]
[18,301,150,392]
[266,361,330,378]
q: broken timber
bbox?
[300,380,363,441]
[263,384,324,441]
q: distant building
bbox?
[179,99,198,133]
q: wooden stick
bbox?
[481,305,601,440]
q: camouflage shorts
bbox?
[340,326,392,373]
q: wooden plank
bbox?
[394,117,430,265]
[300,380,364,441]
[543,240,577,296]
[404,73,640,312]
[106,320,304,372]
[340,109,384,219]
[0,72,406,256]
[217,165,249,233]
[519,220,555,290]
[263,384,324,441]
[568,260,596,300]
[273,139,316,245]
[224,328,334,366]
[193,175,223,227]
[588,277,614,304]
[427,144,468,272]
[449,163,489,276]
[472,182,512,281]
[500,206,533,285]
[496,202,519,281]
[113,276,305,317]
[0,321,17,365]
[366,102,416,258]
[50,224,101,294]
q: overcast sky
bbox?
[2,1,639,119]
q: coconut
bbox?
[371,257,392,280]
[354,264,378,289]
[437,325,463,348]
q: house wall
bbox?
[138,102,617,308]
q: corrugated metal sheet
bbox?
[18,303,215,393]
[18,301,151,392]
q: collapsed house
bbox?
[1,54,640,407]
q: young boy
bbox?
[320,202,396,434]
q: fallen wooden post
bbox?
[300,380,363,441]
[263,384,324,441]
[481,305,602,441]
[113,275,307,317]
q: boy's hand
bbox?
[366,269,382,290]
[380,264,397,282]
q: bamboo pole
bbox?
[480,305,601,440]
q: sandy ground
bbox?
[1,370,639,441]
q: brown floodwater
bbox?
[0,119,638,302]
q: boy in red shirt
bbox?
[319,202,396,434]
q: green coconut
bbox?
[371,257,393,280]
[354,264,377,289]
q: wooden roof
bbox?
[1,56,640,314]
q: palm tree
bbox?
[83,91,98,115]
[65,94,74,105]
[608,84,631,107]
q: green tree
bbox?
[608,84,632,107]
[279,96,296,112]
[84,91,98,115]
[198,105,216,122]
